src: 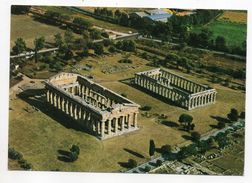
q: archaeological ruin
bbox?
[134,68,217,110]
[45,72,140,140]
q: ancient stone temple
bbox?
[45,73,140,140]
[134,68,217,110]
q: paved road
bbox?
[10,48,59,59]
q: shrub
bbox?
[8,147,23,160]
[70,144,80,155]
[160,145,171,155]
[156,159,163,166]
[108,46,116,53]
[144,166,151,172]
[240,111,245,119]
[191,132,201,142]
[217,121,225,129]
[140,105,152,111]
[128,159,137,168]
[227,108,239,121]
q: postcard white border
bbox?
[0,0,251,183]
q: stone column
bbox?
[121,116,125,131]
[108,119,111,135]
[101,120,105,138]
[115,118,118,134]
[133,113,138,128]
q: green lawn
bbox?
[193,20,247,47]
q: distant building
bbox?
[130,9,173,23]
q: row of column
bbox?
[65,84,117,110]
[100,113,138,138]
[135,75,186,102]
[135,74,217,110]
[161,71,206,93]
[188,92,217,110]
[46,89,138,139]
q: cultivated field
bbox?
[9,52,245,172]
[39,6,136,33]
[218,11,247,24]
[10,15,78,48]
[192,11,247,47]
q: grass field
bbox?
[192,10,247,47]
[10,15,78,48]
[9,52,245,172]
[39,6,136,33]
[193,20,247,47]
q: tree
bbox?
[108,46,116,53]
[240,111,245,119]
[149,139,155,158]
[12,38,26,54]
[73,17,91,29]
[11,5,31,14]
[54,33,63,48]
[93,43,104,55]
[64,29,74,48]
[82,45,89,57]
[128,159,137,168]
[82,30,90,40]
[70,144,80,155]
[34,36,45,62]
[227,108,239,121]
[215,36,227,51]
[217,121,225,129]
[160,144,171,155]
[191,131,201,142]
[90,29,102,40]
[178,114,194,131]
[156,159,163,166]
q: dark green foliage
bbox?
[140,105,152,111]
[191,131,201,142]
[149,139,155,157]
[73,17,91,29]
[90,29,102,40]
[54,33,63,48]
[156,159,163,166]
[103,39,113,47]
[217,121,226,129]
[34,36,45,62]
[144,166,151,172]
[11,5,31,14]
[179,114,193,123]
[93,43,104,55]
[160,145,171,155]
[118,58,133,64]
[197,140,212,153]
[240,111,245,119]
[227,108,239,121]
[128,159,137,168]
[116,40,136,52]
[64,29,74,48]
[108,46,116,53]
[12,38,27,55]
[19,160,33,170]
[8,147,23,160]
[179,114,195,131]
[70,145,80,155]
[101,32,109,38]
